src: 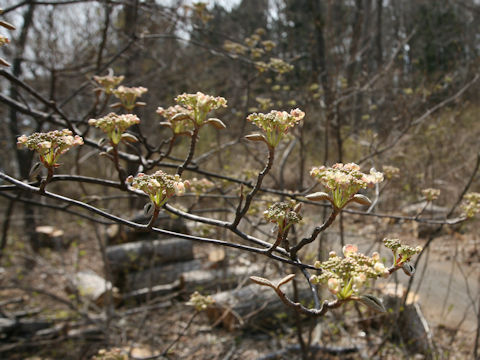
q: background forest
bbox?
[0,0,480,359]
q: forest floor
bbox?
[0,210,479,360]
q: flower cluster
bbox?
[0,35,8,46]
[157,105,194,136]
[223,40,248,56]
[246,109,305,147]
[309,163,383,209]
[382,165,400,180]
[112,86,148,111]
[383,238,422,266]
[174,92,227,127]
[255,97,274,110]
[126,171,189,208]
[254,57,294,74]
[189,177,215,195]
[310,244,389,300]
[89,113,140,145]
[187,291,214,312]
[93,74,124,94]
[263,200,302,233]
[422,188,441,202]
[17,129,83,167]
[268,58,294,73]
[462,192,480,218]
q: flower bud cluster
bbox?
[268,58,294,73]
[255,97,274,110]
[93,74,124,94]
[263,200,302,232]
[310,163,383,209]
[462,192,480,218]
[89,113,140,145]
[422,188,440,201]
[126,171,189,208]
[17,129,83,167]
[223,40,248,56]
[254,57,294,74]
[157,105,194,135]
[310,244,388,300]
[175,92,227,126]
[187,291,214,312]
[246,109,305,147]
[382,165,400,180]
[383,238,422,266]
[112,86,148,111]
[189,177,215,195]
[0,35,8,46]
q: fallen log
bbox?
[206,281,312,331]
[181,264,262,291]
[106,237,194,274]
[122,261,260,303]
[123,259,202,291]
[106,213,189,244]
[122,279,182,304]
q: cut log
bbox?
[206,281,312,331]
[35,225,69,249]
[382,294,435,357]
[106,212,189,245]
[378,283,435,358]
[66,271,120,307]
[0,317,51,338]
[123,259,202,291]
[122,262,260,303]
[106,237,194,274]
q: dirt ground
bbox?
[0,210,479,360]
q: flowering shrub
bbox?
[112,86,148,111]
[126,171,189,208]
[382,165,400,180]
[310,244,389,300]
[17,129,83,168]
[422,188,441,201]
[263,200,302,233]
[246,109,305,147]
[174,92,227,128]
[462,192,480,218]
[188,178,215,195]
[383,238,422,267]
[187,291,214,312]
[157,105,195,136]
[93,74,125,94]
[308,163,384,209]
[88,113,140,145]
[0,35,8,46]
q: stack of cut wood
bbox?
[103,218,265,306]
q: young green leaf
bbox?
[357,294,386,313]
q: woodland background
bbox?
[0,0,480,359]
